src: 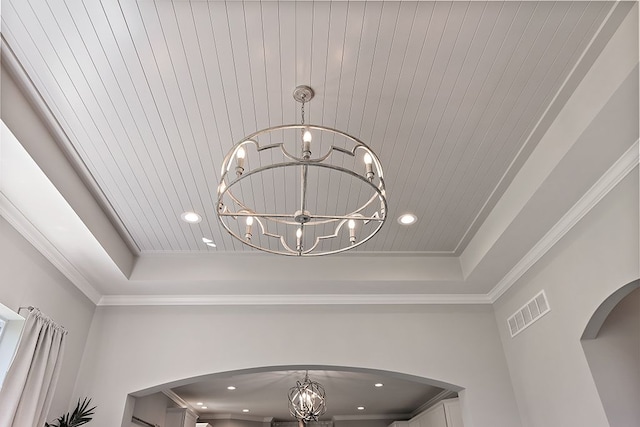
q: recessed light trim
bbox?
[398,213,417,225]
[227,386,236,390]
[202,237,217,248]
[181,211,202,224]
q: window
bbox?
[0,303,26,389]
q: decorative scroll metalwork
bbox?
[216,87,387,256]
[288,372,327,422]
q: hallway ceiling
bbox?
[169,369,446,421]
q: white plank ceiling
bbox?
[1,0,616,254]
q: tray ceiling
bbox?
[0,0,619,255]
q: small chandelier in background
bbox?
[216,86,387,256]
[288,372,327,423]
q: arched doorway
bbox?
[124,365,464,427]
[581,279,640,427]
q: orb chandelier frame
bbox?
[216,86,387,256]
[288,372,327,423]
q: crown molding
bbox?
[98,293,492,307]
[0,192,102,304]
[411,390,457,417]
[488,140,639,303]
[161,389,198,414]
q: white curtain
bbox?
[0,308,67,427]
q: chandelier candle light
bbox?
[216,86,387,256]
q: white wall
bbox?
[493,170,639,427]
[582,287,640,427]
[0,217,96,421]
[73,304,520,427]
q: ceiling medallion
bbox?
[216,86,387,256]
[288,372,327,423]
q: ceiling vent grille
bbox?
[507,290,550,338]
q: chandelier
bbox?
[288,372,327,423]
[216,86,387,256]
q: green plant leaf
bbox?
[44,398,95,427]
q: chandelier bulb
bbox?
[303,130,312,143]
[245,216,253,241]
[364,153,374,181]
[348,219,356,244]
[236,147,246,176]
[303,130,312,159]
[296,227,303,251]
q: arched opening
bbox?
[581,279,640,427]
[123,365,464,427]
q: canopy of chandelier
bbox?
[216,86,387,256]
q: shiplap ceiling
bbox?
[1,0,618,255]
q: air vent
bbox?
[507,290,550,338]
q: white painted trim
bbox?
[98,293,492,307]
[488,140,639,303]
[0,192,102,304]
[411,389,457,417]
[161,389,198,414]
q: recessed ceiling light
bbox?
[181,211,202,223]
[201,406,208,410]
[196,402,203,406]
[227,386,236,390]
[374,383,383,387]
[202,237,217,248]
[242,409,250,413]
[357,406,365,411]
[398,213,417,225]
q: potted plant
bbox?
[45,397,95,427]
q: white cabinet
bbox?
[166,408,198,427]
[405,398,463,427]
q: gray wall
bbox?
[73,304,520,427]
[493,170,639,427]
[582,288,640,427]
[0,217,96,421]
